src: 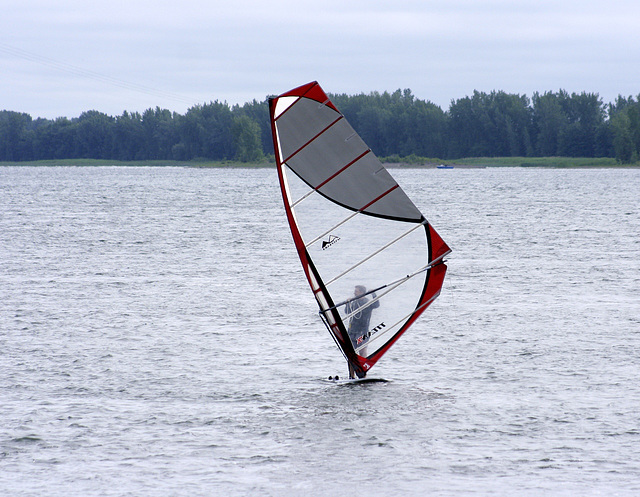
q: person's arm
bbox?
[371,292,380,309]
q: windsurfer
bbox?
[345,285,380,379]
[345,285,380,349]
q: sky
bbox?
[2,0,640,119]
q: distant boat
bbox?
[269,82,451,380]
[437,164,454,169]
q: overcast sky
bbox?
[3,0,639,119]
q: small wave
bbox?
[12,435,42,443]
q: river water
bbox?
[1,166,638,496]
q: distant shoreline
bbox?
[0,157,637,168]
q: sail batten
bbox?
[291,187,315,208]
[282,115,344,164]
[323,222,425,287]
[314,149,372,190]
[304,210,360,248]
[291,149,371,209]
[270,81,451,378]
[302,183,401,250]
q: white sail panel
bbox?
[273,96,298,120]
[284,167,428,356]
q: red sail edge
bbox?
[277,81,339,113]
[269,93,363,375]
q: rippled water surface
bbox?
[1,166,639,496]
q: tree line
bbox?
[1,89,639,163]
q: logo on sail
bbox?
[371,322,386,335]
[322,234,340,250]
[356,323,386,345]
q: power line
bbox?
[0,42,196,106]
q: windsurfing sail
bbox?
[269,81,451,378]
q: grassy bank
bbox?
[1,157,637,168]
[452,156,630,168]
[381,156,634,168]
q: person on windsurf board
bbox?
[344,285,380,378]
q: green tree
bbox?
[610,111,636,163]
[609,95,640,163]
[232,115,264,162]
[0,111,33,160]
[448,91,532,158]
[75,110,115,158]
[141,107,179,159]
[177,101,235,160]
[532,91,564,155]
[236,99,272,156]
[113,111,144,160]
[562,92,605,157]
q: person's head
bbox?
[354,285,366,297]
